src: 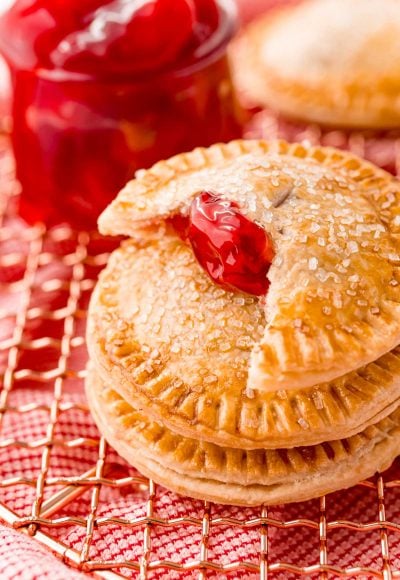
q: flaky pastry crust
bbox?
[86,368,400,506]
[232,0,400,128]
[87,235,400,449]
[97,140,400,396]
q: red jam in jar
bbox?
[0,0,242,229]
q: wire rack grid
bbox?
[0,133,400,580]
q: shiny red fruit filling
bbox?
[0,0,220,75]
[171,191,274,296]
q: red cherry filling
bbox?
[0,0,220,74]
[192,0,220,44]
[170,191,274,296]
[54,0,198,75]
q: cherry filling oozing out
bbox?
[170,192,275,296]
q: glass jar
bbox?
[0,0,242,229]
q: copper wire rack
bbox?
[0,132,400,580]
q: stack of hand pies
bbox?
[86,139,400,506]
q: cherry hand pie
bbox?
[232,0,400,128]
[86,139,400,505]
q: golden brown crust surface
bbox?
[87,233,400,450]
[86,368,400,506]
[232,0,400,128]
[96,140,400,397]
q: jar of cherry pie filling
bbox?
[0,0,242,229]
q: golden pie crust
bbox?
[87,234,400,449]
[90,140,400,450]
[232,0,400,128]
[86,368,400,506]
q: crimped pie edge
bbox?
[91,139,400,448]
[87,240,400,450]
[231,4,400,129]
[98,140,400,392]
[86,368,400,506]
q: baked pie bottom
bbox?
[86,367,400,506]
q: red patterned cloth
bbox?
[245,109,400,178]
[1,381,400,578]
[0,525,87,580]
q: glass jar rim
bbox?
[5,0,238,84]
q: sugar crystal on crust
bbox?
[97,141,400,395]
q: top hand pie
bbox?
[88,140,400,449]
